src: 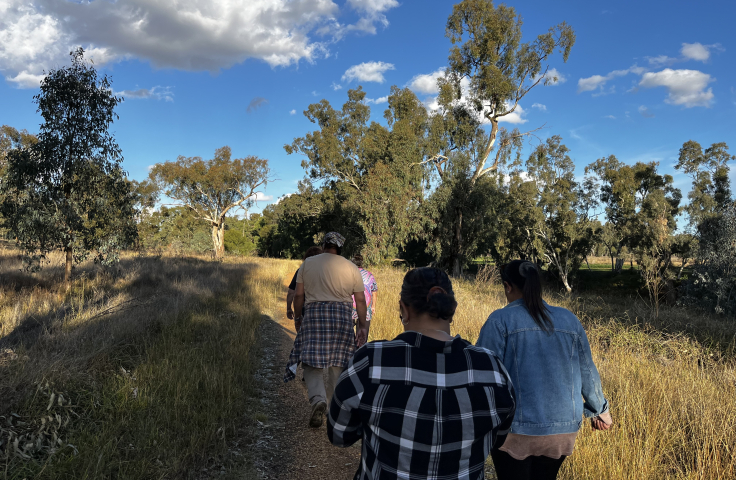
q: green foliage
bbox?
[283,87,427,265]
[149,146,270,258]
[676,141,733,228]
[0,49,136,281]
[682,203,736,316]
[137,206,212,254]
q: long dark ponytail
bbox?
[501,260,553,331]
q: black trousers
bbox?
[491,449,566,480]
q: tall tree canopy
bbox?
[675,140,733,228]
[285,86,427,264]
[0,49,136,285]
[423,0,575,274]
[149,146,270,259]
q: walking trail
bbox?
[250,306,361,479]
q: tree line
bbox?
[0,1,733,317]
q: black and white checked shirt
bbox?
[327,331,516,480]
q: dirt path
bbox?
[251,310,361,479]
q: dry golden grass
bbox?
[368,266,736,480]
[0,244,297,479]
[2,251,734,479]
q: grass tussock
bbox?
[0,244,295,479]
[368,265,736,480]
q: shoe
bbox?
[309,401,327,428]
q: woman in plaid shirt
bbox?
[327,267,516,480]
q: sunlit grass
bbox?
[367,265,736,480]
[2,251,733,479]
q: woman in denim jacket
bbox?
[476,260,612,480]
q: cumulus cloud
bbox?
[532,103,547,111]
[331,82,342,90]
[0,0,400,88]
[247,97,268,113]
[577,66,646,94]
[498,104,527,124]
[535,67,567,85]
[639,69,714,107]
[342,61,394,83]
[407,68,444,94]
[117,86,174,102]
[681,42,711,62]
[289,109,297,115]
[365,96,388,104]
[638,105,655,118]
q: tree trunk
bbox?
[452,207,463,277]
[584,256,591,271]
[64,246,73,288]
[212,222,225,259]
[561,274,572,293]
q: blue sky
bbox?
[1,0,734,217]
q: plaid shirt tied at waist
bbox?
[327,331,516,480]
[284,301,355,383]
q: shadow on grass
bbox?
[0,253,287,479]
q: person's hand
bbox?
[287,309,294,320]
[591,415,612,431]
[294,316,302,332]
[355,327,369,348]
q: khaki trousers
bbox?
[302,364,343,406]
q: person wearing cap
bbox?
[284,232,368,428]
[476,260,612,480]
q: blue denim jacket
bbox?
[476,299,609,436]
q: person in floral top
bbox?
[351,255,378,323]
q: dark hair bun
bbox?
[400,267,457,321]
[426,291,457,320]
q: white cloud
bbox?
[639,69,714,107]
[246,97,268,113]
[117,85,174,102]
[249,192,273,202]
[289,109,297,115]
[331,82,342,90]
[681,42,711,62]
[638,105,655,118]
[604,115,616,119]
[498,104,527,124]
[531,103,547,111]
[577,65,646,94]
[342,61,394,83]
[344,0,399,34]
[407,68,444,94]
[535,67,567,85]
[0,0,399,88]
[365,96,388,104]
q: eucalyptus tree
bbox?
[0,49,136,286]
[0,125,37,168]
[585,155,637,269]
[675,140,733,228]
[285,86,428,264]
[525,136,599,292]
[423,0,575,275]
[149,146,270,259]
